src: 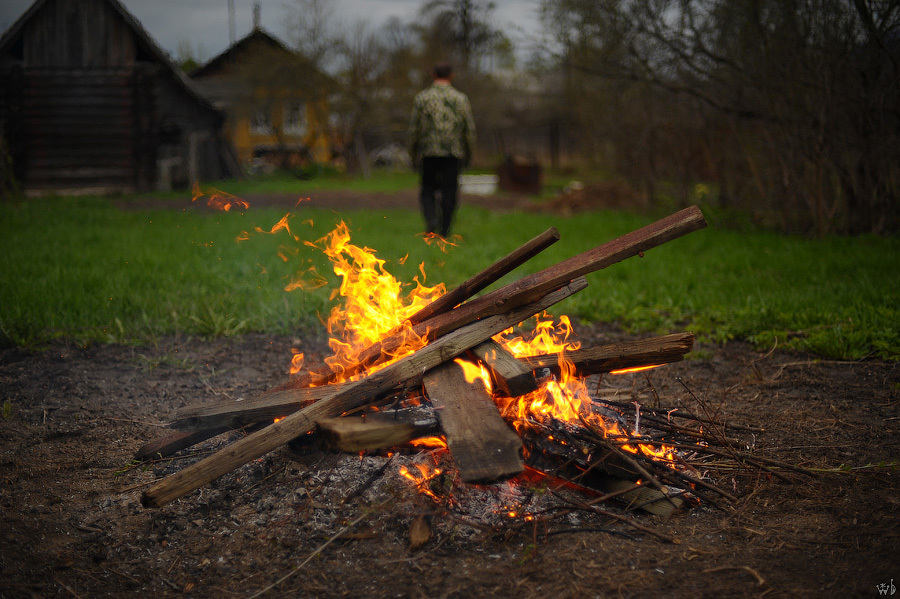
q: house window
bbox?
[250,108,272,134]
[283,101,307,136]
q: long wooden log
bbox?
[167,333,694,433]
[173,385,342,431]
[280,206,706,390]
[271,227,560,392]
[133,428,230,461]
[133,422,271,461]
[520,332,695,376]
[141,277,587,508]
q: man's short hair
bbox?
[433,62,453,79]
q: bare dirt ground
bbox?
[2,187,899,598]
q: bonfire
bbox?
[136,198,803,536]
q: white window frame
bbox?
[250,107,272,134]
[283,101,308,136]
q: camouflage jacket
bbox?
[408,82,476,165]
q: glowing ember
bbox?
[191,182,250,212]
[609,364,664,375]
[418,232,461,252]
[399,464,443,501]
[407,437,447,449]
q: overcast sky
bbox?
[0,0,544,63]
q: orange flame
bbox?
[610,364,663,375]
[294,221,445,379]
[399,463,443,501]
[192,182,250,212]
[491,313,676,463]
[454,358,493,393]
[407,437,448,449]
[289,349,305,376]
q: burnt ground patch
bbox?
[1,330,897,599]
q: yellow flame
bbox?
[293,221,445,379]
[419,232,461,252]
[454,358,493,393]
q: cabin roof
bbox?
[0,0,217,113]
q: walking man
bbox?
[408,63,476,238]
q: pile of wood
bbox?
[139,206,712,511]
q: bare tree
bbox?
[281,0,344,72]
[539,0,900,234]
[419,0,507,72]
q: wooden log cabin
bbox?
[0,0,238,195]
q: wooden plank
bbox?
[141,277,587,507]
[424,360,524,483]
[133,427,230,461]
[592,476,684,517]
[468,338,538,397]
[171,385,346,431]
[318,410,439,452]
[462,206,707,317]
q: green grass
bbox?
[131,168,420,202]
[1,192,898,360]
[217,168,419,196]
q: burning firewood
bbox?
[141,278,587,507]
[269,226,563,392]
[139,206,713,511]
[272,206,704,391]
[318,408,439,453]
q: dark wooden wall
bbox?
[14,67,157,192]
[0,0,231,194]
[21,0,136,68]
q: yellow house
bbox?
[189,27,337,169]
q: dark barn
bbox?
[0,0,237,195]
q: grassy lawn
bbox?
[1,179,898,361]
[136,168,420,202]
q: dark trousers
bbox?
[419,156,460,237]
